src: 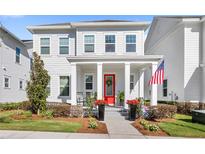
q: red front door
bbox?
[104,74,115,105]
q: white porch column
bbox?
[124,62,130,109]
[71,63,77,105]
[151,63,158,106]
[97,62,103,100]
[139,70,144,98]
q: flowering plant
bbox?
[95,99,106,105]
[126,99,140,105]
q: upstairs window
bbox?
[84,35,95,52]
[40,38,50,54]
[105,35,115,52]
[126,35,136,52]
[59,38,69,54]
[16,47,21,63]
[60,76,70,97]
[163,79,168,97]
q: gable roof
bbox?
[145,16,202,52]
[0,24,25,46]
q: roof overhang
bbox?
[66,55,163,63]
[27,25,73,33]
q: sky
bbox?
[0,15,153,40]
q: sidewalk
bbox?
[104,107,145,139]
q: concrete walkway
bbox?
[105,106,145,139]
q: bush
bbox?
[47,103,71,117]
[70,105,83,117]
[22,111,32,118]
[177,102,199,115]
[146,104,177,120]
[40,110,53,119]
[0,115,12,123]
[158,100,177,105]
[19,101,32,110]
[140,119,159,132]
[88,117,98,129]
[0,102,22,111]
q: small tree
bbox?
[26,52,50,115]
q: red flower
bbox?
[126,99,140,105]
[95,99,106,105]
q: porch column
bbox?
[139,70,144,98]
[124,62,130,109]
[97,62,103,100]
[71,63,77,105]
[151,63,158,106]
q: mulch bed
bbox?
[132,118,169,136]
[31,115,108,134]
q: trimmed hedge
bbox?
[0,101,32,111]
[176,102,199,115]
[146,104,177,120]
[47,103,71,117]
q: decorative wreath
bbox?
[106,79,112,87]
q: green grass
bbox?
[159,114,205,138]
[0,110,82,133]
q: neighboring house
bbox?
[145,16,205,104]
[0,25,30,103]
[27,20,163,108]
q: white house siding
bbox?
[76,27,144,56]
[145,25,185,102]
[184,22,201,102]
[201,21,205,103]
[0,29,30,103]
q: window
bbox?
[84,35,95,52]
[105,35,115,52]
[126,35,136,52]
[59,38,69,54]
[40,38,50,54]
[163,79,168,97]
[16,47,21,63]
[85,75,93,91]
[30,58,33,70]
[4,76,10,88]
[19,80,23,90]
[60,76,69,96]
[46,80,50,96]
[130,74,134,91]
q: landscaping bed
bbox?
[0,110,108,134]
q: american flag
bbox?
[149,60,164,85]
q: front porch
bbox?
[68,55,162,108]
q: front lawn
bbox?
[159,114,205,138]
[0,110,82,133]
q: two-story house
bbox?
[0,25,30,102]
[27,20,163,108]
[145,16,205,104]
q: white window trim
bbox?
[15,47,21,64]
[84,73,94,93]
[4,75,11,89]
[19,79,24,90]
[58,36,69,55]
[83,34,96,53]
[59,75,70,97]
[46,78,51,96]
[125,34,137,53]
[130,73,135,91]
[105,34,116,52]
[40,37,51,55]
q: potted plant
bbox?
[117,91,124,106]
[127,99,140,121]
[95,99,106,121]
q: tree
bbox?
[26,52,50,115]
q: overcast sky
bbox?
[0,15,153,40]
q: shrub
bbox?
[47,103,71,117]
[139,119,159,132]
[22,111,32,118]
[146,104,177,120]
[40,110,53,119]
[70,105,83,117]
[19,101,32,110]
[0,115,12,123]
[88,117,98,129]
[0,102,22,111]
[177,102,199,115]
